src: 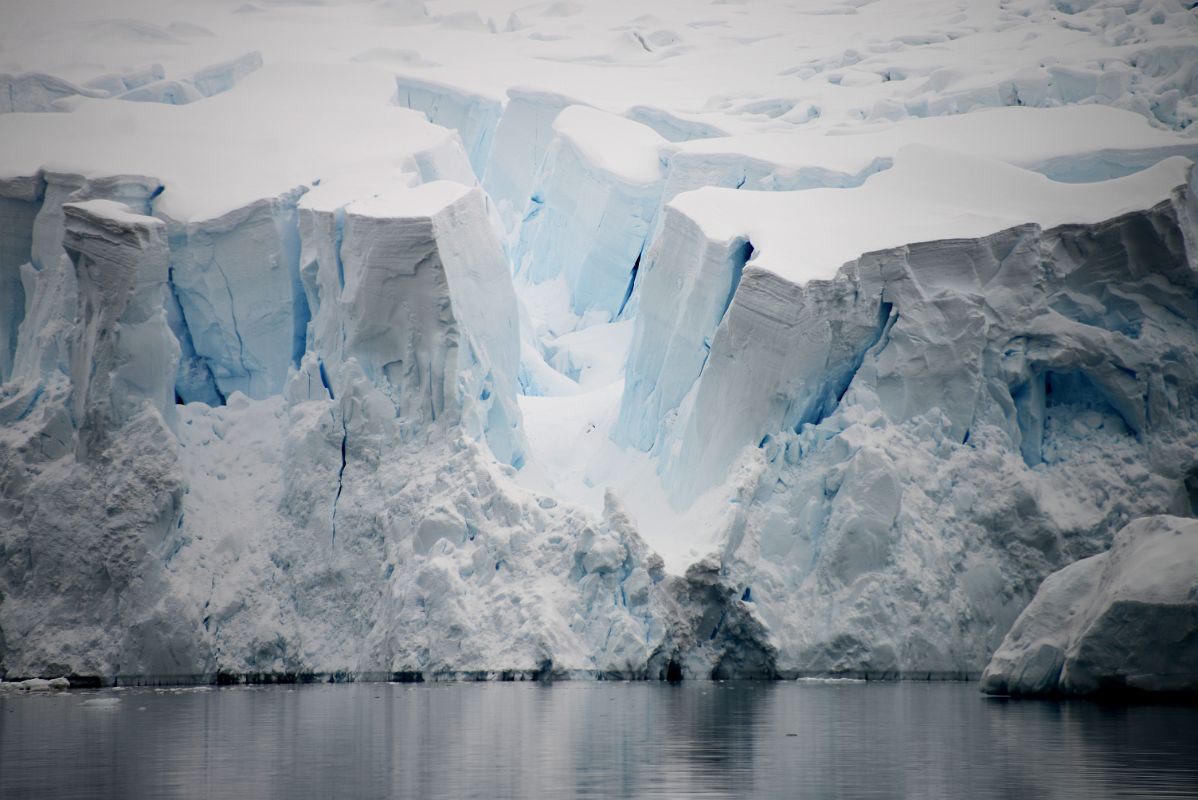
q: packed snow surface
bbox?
[1,0,1198,684]
[667,148,1192,284]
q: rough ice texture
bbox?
[2,0,1198,686]
[619,150,1194,498]
[615,158,1198,676]
[0,53,261,112]
[62,199,178,449]
[0,200,199,681]
[299,181,525,466]
[168,190,306,401]
[980,515,1198,696]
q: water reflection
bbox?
[2,682,1196,799]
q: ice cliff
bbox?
[628,154,1198,678]
[1,0,1197,688]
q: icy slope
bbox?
[2,0,1198,684]
[980,515,1198,696]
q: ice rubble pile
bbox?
[1,0,1197,688]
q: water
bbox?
[2,681,1197,799]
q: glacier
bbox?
[1,0,1197,691]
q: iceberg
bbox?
[981,515,1198,696]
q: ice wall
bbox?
[299,182,525,466]
[610,152,1198,677]
[394,76,502,179]
[1,52,262,112]
[621,152,1198,505]
[514,107,666,326]
[8,172,162,388]
[0,199,206,682]
[626,105,728,143]
[63,199,178,456]
[482,89,578,233]
[167,189,307,401]
[0,73,107,113]
[0,176,40,382]
[3,0,1198,683]
[611,207,751,451]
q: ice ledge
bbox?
[667,147,1194,287]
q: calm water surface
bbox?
[2,681,1197,799]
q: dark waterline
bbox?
[3,681,1197,799]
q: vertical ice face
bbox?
[295,201,347,388]
[338,192,459,429]
[0,175,41,382]
[115,52,263,105]
[481,88,578,233]
[189,52,263,98]
[302,181,524,466]
[626,105,728,143]
[0,196,200,682]
[427,185,526,466]
[0,73,107,112]
[10,172,162,386]
[514,106,667,326]
[612,207,751,452]
[666,263,890,503]
[167,189,307,401]
[31,172,88,272]
[63,199,178,457]
[394,76,503,180]
[659,151,889,209]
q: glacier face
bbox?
[607,152,1198,677]
[514,107,666,327]
[167,190,307,402]
[2,0,1198,687]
